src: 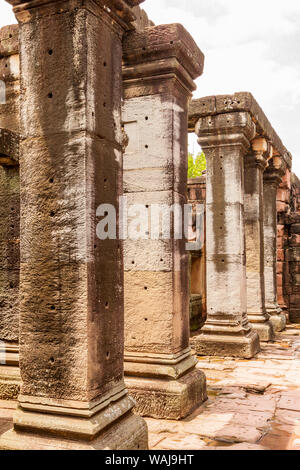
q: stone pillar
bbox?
[0,0,148,450]
[264,157,286,331]
[122,24,207,420]
[0,25,20,400]
[263,158,287,332]
[192,112,260,358]
[244,138,274,341]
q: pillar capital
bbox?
[195,112,256,153]
[245,137,270,171]
[264,156,286,187]
[123,23,204,95]
[6,0,144,30]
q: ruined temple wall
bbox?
[284,174,300,323]
[277,169,291,313]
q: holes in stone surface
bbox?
[106,352,110,359]
[9,34,12,38]
[48,92,53,99]
[48,49,53,55]
[103,102,106,107]
[144,318,148,321]
[10,224,14,229]
[5,64,7,68]
[50,211,55,217]
[145,205,149,208]
[9,305,12,309]
[170,40,174,44]
[160,258,163,262]
[105,302,109,309]
[145,116,148,120]
[49,177,54,183]
[103,61,107,67]
[145,145,148,149]
[50,305,55,310]
[94,245,97,249]
[9,282,14,289]
[132,261,135,264]
[144,286,148,290]
[50,357,55,363]
[142,47,146,51]
[92,112,94,117]
[104,178,107,183]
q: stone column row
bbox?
[191,110,287,358]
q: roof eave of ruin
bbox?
[188,92,292,168]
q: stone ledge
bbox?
[189,92,291,169]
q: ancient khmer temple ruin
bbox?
[0,0,299,451]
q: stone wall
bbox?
[284,174,300,323]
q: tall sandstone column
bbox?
[0,0,148,450]
[122,24,207,419]
[244,138,274,341]
[0,24,20,400]
[192,111,260,358]
[263,158,287,331]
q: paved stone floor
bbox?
[1,324,300,450]
[147,324,300,450]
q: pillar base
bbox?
[191,329,260,359]
[0,366,20,400]
[267,307,287,331]
[248,320,274,342]
[125,368,207,420]
[0,412,148,450]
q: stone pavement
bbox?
[1,325,300,450]
[147,324,300,450]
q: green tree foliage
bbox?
[188,152,206,178]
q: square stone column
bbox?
[0,24,21,400]
[122,24,207,420]
[191,112,260,358]
[244,138,274,341]
[263,158,287,331]
[0,0,148,450]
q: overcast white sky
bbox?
[1,1,299,175]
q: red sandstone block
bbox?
[277,201,288,213]
[277,262,283,275]
[280,169,291,190]
[277,224,285,237]
[277,249,285,262]
[277,188,290,203]
[277,274,283,287]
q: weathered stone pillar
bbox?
[0,24,20,400]
[0,0,148,450]
[192,112,260,358]
[122,24,207,419]
[263,158,287,331]
[244,138,274,341]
